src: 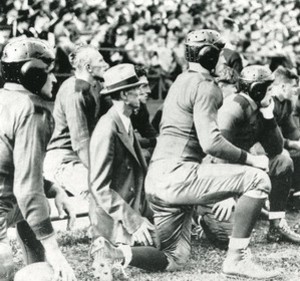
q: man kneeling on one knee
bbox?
[201,65,300,247]
[88,64,168,280]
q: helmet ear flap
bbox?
[249,81,271,103]
[197,45,220,71]
[20,59,48,94]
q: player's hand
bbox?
[54,187,76,230]
[212,198,236,221]
[132,219,156,246]
[42,236,77,281]
[247,153,269,172]
[259,97,274,119]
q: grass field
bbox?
[11,211,300,281]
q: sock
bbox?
[228,237,250,249]
[130,246,168,271]
[118,244,132,268]
[268,212,285,220]
[232,195,265,238]
[269,175,291,212]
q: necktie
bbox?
[128,123,134,145]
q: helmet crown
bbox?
[185,29,225,49]
[240,65,274,83]
[2,37,55,65]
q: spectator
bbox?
[89,64,166,280]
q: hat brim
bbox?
[101,81,145,95]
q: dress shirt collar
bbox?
[113,101,131,133]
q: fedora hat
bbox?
[101,63,145,95]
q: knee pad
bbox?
[20,59,48,94]
[245,168,272,197]
[0,243,14,281]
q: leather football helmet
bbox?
[185,29,226,71]
[238,65,274,103]
[1,37,55,94]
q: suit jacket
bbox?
[89,105,147,243]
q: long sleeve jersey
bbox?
[150,69,248,164]
[218,93,283,157]
[47,77,105,167]
[0,83,54,239]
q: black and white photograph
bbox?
[1,0,300,280]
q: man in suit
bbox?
[89,64,168,281]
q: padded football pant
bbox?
[196,151,293,249]
[44,150,88,196]
[145,160,271,270]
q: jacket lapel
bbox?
[110,107,142,166]
[133,136,147,173]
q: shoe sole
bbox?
[222,272,282,280]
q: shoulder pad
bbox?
[201,72,215,82]
[27,94,52,115]
[232,94,251,111]
[75,79,91,93]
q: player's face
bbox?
[40,67,57,100]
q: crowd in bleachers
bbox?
[2,0,300,89]
[4,1,300,280]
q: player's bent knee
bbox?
[270,152,294,176]
[165,244,191,271]
[244,168,271,198]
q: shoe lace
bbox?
[240,248,252,261]
[90,238,128,279]
[239,248,266,272]
[114,261,129,279]
[279,219,300,236]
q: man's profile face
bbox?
[125,86,143,110]
[138,76,151,104]
[89,52,109,80]
[40,70,57,100]
[284,79,299,101]
[259,86,272,108]
[272,79,299,102]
